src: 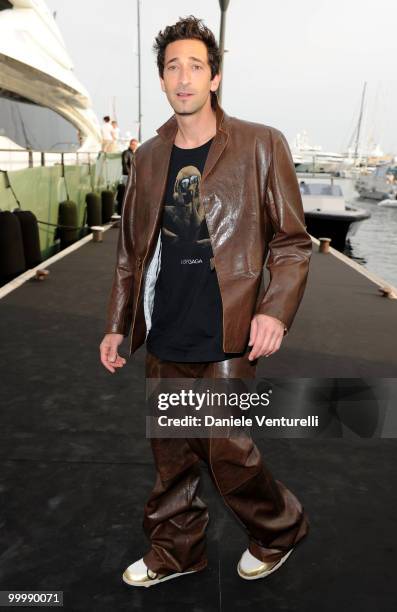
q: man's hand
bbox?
[248,314,285,361]
[100,333,126,373]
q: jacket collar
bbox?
[155,95,229,142]
[154,95,230,183]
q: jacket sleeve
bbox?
[255,129,312,332]
[104,155,137,336]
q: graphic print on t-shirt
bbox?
[162,165,211,251]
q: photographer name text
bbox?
[156,415,319,428]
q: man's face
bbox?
[130,140,138,151]
[160,38,221,115]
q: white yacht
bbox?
[0,0,102,170]
[291,130,348,174]
[0,0,121,276]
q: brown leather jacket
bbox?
[105,98,312,357]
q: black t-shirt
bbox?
[146,137,244,362]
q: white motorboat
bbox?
[378,198,397,208]
[355,163,397,201]
[299,181,371,250]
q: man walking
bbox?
[100,16,312,588]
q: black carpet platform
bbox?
[0,227,396,611]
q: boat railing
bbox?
[0,149,118,171]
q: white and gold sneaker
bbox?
[122,558,199,588]
[237,548,294,580]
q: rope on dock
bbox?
[36,220,86,230]
[0,170,21,208]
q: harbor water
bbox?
[305,176,397,288]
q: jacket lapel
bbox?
[203,99,229,181]
[150,139,174,222]
[201,128,228,182]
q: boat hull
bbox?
[305,211,369,251]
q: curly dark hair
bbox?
[153,15,221,109]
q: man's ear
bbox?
[210,72,221,93]
[160,76,166,92]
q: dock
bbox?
[0,226,396,611]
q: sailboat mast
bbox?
[354,81,367,165]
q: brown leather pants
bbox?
[142,349,309,574]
